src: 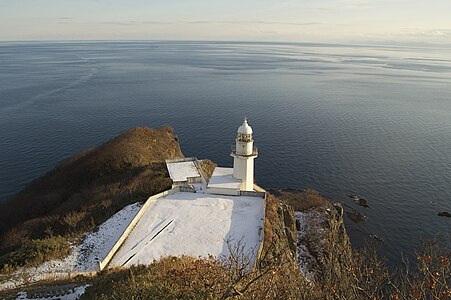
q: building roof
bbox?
[166,160,200,182]
[237,118,253,134]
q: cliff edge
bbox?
[270,189,352,281]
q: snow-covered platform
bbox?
[206,167,241,195]
[110,192,264,268]
[166,159,201,183]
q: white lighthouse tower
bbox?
[231,118,258,191]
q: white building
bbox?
[231,118,258,191]
[206,118,259,196]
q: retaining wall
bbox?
[165,157,196,163]
[254,192,267,269]
[240,190,266,198]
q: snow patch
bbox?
[74,202,142,271]
[295,210,328,281]
[0,203,141,291]
[15,284,89,300]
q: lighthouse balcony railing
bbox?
[230,146,258,157]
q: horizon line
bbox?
[0,39,450,49]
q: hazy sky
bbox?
[1,0,451,43]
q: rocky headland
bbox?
[0,127,449,300]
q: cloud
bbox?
[71,19,324,28]
[184,20,323,26]
[394,28,451,39]
[97,21,175,26]
[316,0,407,11]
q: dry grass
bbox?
[271,188,332,212]
[0,236,70,272]
[82,256,224,299]
[262,194,278,254]
[199,159,217,182]
[82,253,310,300]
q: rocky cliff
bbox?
[268,189,352,282]
[261,194,297,266]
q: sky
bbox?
[1,0,451,44]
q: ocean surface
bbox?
[0,41,450,264]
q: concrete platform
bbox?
[110,192,264,268]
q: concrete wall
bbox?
[254,192,267,269]
[193,159,208,185]
[205,187,240,196]
[165,157,196,163]
[187,176,202,184]
[240,190,266,198]
[98,187,181,270]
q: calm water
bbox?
[0,41,450,263]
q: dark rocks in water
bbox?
[438,211,451,218]
[346,209,367,223]
[347,192,357,198]
[370,234,384,242]
[346,191,369,207]
[355,197,369,208]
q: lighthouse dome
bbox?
[237,118,253,134]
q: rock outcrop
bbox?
[261,194,297,267]
[269,189,352,281]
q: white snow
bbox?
[295,211,316,281]
[207,167,241,190]
[15,284,89,300]
[166,161,200,182]
[0,203,141,291]
[73,202,142,271]
[295,210,328,281]
[110,192,264,268]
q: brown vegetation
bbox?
[0,236,70,273]
[199,159,217,182]
[81,242,311,300]
[0,127,183,269]
[271,188,332,212]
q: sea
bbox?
[0,41,450,265]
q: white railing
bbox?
[230,146,258,157]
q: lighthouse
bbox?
[204,118,260,196]
[231,118,258,191]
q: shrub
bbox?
[273,189,332,212]
[0,236,70,272]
